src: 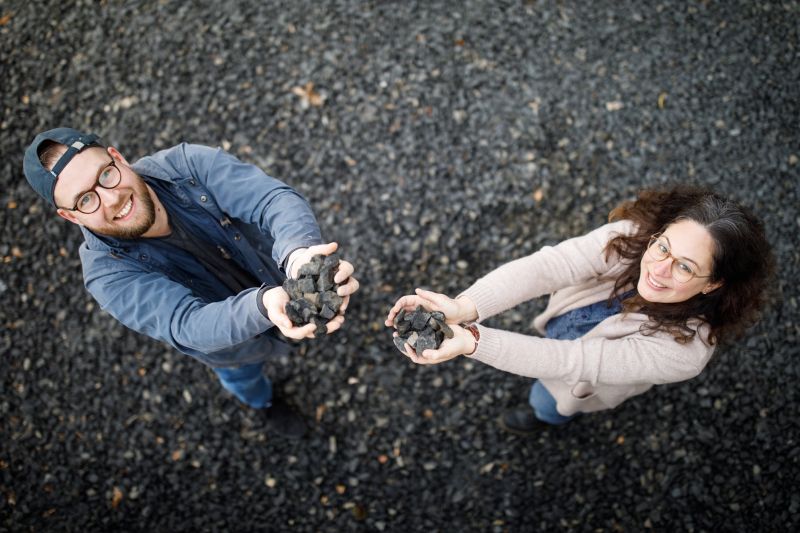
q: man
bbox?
[23,127,360,439]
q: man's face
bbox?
[52,146,157,239]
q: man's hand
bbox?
[262,287,316,339]
[385,288,477,327]
[289,242,360,316]
[262,286,347,339]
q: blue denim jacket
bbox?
[78,143,323,367]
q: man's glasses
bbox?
[57,158,122,214]
[646,233,712,283]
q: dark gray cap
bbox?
[23,127,101,207]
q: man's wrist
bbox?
[256,284,276,319]
[284,248,308,278]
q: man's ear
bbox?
[107,146,130,166]
[56,208,81,225]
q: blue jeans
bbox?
[213,362,272,409]
[529,380,575,425]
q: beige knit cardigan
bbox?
[461,220,715,416]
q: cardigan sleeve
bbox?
[467,318,714,386]
[460,220,636,321]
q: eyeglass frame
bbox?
[646,233,714,283]
[55,158,122,214]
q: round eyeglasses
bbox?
[646,233,713,283]
[56,159,122,214]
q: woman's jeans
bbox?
[213,362,272,409]
[529,380,576,425]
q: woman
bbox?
[385,186,775,434]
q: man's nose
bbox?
[96,186,124,208]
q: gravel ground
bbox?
[1,1,799,531]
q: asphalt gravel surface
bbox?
[1,1,799,531]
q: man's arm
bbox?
[81,247,273,357]
[182,144,324,266]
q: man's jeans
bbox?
[214,362,272,409]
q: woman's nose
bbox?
[652,258,673,278]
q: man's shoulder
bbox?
[132,143,221,183]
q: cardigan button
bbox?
[188,179,196,186]
[234,234,241,241]
[200,195,208,202]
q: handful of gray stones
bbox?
[282,253,344,337]
[391,306,454,355]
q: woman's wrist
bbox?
[455,295,479,324]
[461,323,479,356]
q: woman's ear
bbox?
[702,280,724,295]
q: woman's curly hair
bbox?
[606,185,775,345]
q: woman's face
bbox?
[637,219,723,304]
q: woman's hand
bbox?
[397,323,477,365]
[384,288,478,327]
[262,287,346,339]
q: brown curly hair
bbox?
[606,185,775,345]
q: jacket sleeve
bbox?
[81,246,274,356]
[182,144,323,264]
[468,321,713,386]
[461,220,636,321]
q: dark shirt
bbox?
[150,180,260,295]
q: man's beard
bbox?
[88,181,157,239]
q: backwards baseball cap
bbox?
[23,127,101,207]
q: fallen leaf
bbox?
[111,487,123,509]
[423,408,434,419]
[657,92,667,109]
[11,246,23,258]
[315,404,327,422]
[335,484,346,494]
[616,435,625,445]
[352,503,367,520]
[291,82,325,108]
[605,101,624,111]
[265,476,277,488]
[377,454,388,464]
[137,367,147,377]
[533,188,544,202]
[0,13,12,26]
[171,449,183,461]
[7,201,17,209]
[320,495,329,505]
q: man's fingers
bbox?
[337,277,359,297]
[334,261,354,283]
[307,242,338,256]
